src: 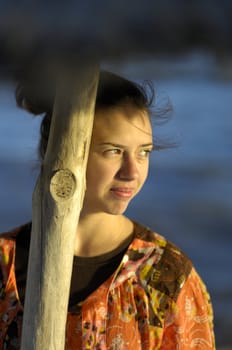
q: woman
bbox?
[0,71,215,349]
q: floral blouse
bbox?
[0,223,215,349]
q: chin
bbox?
[82,196,132,216]
[106,203,130,216]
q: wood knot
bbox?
[50,169,76,201]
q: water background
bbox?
[0,54,231,347]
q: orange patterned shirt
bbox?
[0,223,215,349]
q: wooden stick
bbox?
[21,64,99,350]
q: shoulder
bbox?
[0,222,31,242]
[0,222,31,267]
[129,222,193,301]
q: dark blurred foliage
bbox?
[0,0,232,80]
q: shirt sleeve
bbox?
[161,267,215,349]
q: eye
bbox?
[103,148,122,156]
[138,148,153,158]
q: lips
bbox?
[110,187,134,199]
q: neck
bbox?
[74,213,133,257]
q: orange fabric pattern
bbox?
[0,224,215,349]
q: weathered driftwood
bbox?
[20,65,99,350]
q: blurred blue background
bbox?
[0,53,231,348]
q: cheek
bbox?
[140,162,149,180]
[86,159,114,188]
[137,165,149,190]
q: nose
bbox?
[117,155,139,181]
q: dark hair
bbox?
[15,70,169,161]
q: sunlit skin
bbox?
[75,104,153,256]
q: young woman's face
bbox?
[81,105,153,216]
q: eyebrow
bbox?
[97,142,154,148]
